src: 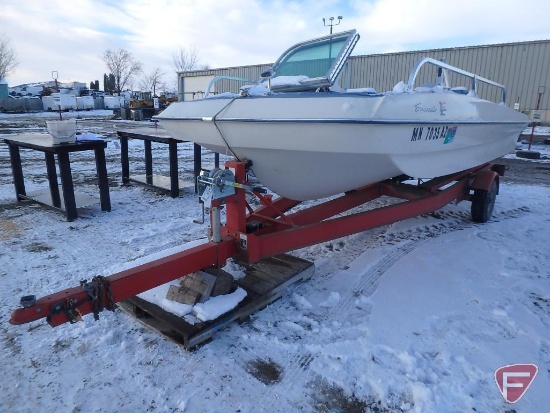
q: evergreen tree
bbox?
[40,87,52,97]
[108,74,115,93]
[102,74,117,93]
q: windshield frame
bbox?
[265,29,360,92]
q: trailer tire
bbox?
[471,179,498,223]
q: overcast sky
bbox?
[2,0,550,90]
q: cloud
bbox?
[350,0,550,54]
[1,0,549,88]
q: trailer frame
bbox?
[10,160,503,327]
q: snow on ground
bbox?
[0,110,116,119]
[1,112,550,412]
[506,139,550,162]
[521,125,550,136]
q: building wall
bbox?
[182,75,215,101]
[0,97,43,113]
[344,40,550,114]
[178,39,550,122]
[0,81,8,98]
[178,63,271,100]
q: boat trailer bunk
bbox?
[10,160,504,348]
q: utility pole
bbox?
[322,16,343,34]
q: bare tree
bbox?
[139,67,165,96]
[138,76,152,95]
[101,49,142,94]
[0,33,19,79]
[172,45,201,73]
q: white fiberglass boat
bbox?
[157,30,528,200]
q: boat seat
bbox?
[451,86,469,95]
[414,84,470,95]
[345,87,377,94]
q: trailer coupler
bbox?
[46,276,115,324]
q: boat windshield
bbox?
[265,30,359,91]
[275,37,348,78]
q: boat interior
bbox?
[205,29,507,104]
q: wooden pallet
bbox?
[117,254,314,349]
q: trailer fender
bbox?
[471,170,499,194]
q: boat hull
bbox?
[158,92,528,200]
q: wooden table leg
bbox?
[168,140,179,198]
[45,153,61,208]
[193,143,201,193]
[120,135,130,184]
[7,144,26,200]
[144,140,153,185]
[57,152,77,221]
[94,147,111,212]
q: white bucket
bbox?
[46,119,77,144]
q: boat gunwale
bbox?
[158,117,527,126]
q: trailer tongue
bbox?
[10,160,503,328]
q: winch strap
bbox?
[211,98,241,161]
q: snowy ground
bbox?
[521,125,550,137]
[1,111,549,412]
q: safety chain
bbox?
[81,275,116,321]
[64,298,83,323]
[48,277,115,324]
[50,298,84,324]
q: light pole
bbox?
[527,86,545,151]
[517,85,545,159]
[52,71,62,120]
[322,16,342,34]
[322,16,343,60]
[52,71,59,92]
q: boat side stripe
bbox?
[158,117,526,126]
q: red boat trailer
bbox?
[10,160,503,327]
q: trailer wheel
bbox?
[471,179,498,223]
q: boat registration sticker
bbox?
[410,126,458,143]
[444,126,458,144]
